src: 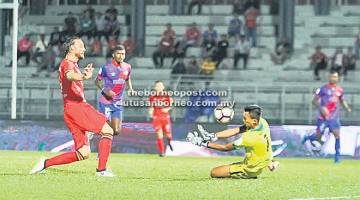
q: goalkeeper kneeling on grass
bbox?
[187,105,279,179]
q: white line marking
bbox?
[290,195,360,200]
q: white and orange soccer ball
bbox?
[213,105,234,124]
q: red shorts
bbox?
[153,116,172,134]
[64,102,107,150]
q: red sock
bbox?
[157,138,164,154]
[45,152,79,168]
[97,137,112,171]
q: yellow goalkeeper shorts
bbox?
[229,162,263,179]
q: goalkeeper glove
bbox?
[197,124,218,142]
[186,131,209,147]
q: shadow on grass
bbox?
[0,168,88,176]
[47,168,88,175]
[0,172,30,176]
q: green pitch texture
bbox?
[1,151,360,200]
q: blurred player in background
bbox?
[149,81,174,157]
[187,105,279,179]
[303,71,351,163]
[95,45,133,136]
[30,37,116,177]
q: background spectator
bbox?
[201,35,216,58]
[245,6,258,47]
[162,23,176,41]
[188,0,204,15]
[49,27,63,46]
[83,4,95,19]
[7,34,33,67]
[200,56,216,75]
[185,22,201,49]
[187,56,201,74]
[203,23,218,41]
[95,12,105,40]
[232,0,243,15]
[234,34,250,69]
[91,38,102,56]
[32,33,48,65]
[103,14,120,42]
[228,13,243,39]
[271,38,290,65]
[243,0,260,11]
[122,34,136,61]
[331,48,344,75]
[64,12,77,36]
[171,57,187,75]
[343,47,356,80]
[105,3,118,20]
[152,35,175,68]
[310,46,328,80]
[212,34,229,68]
[78,11,96,40]
[32,44,56,77]
[171,40,186,65]
[106,35,119,57]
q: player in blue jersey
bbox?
[303,71,351,163]
[95,45,133,136]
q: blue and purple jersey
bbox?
[314,84,344,121]
[96,59,131,105]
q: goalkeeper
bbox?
[187,105,278,179]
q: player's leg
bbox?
[210,165,231,178]
[96,122,115,175]
[110,105,123,136]
[154,120,165,156]
[30,117,90,174]
[328,119,341,163]
[156,130,165,156]
[79,102,115,176]
[332,129,341,163]
[215,162,258,179]
[302,119,326,144]
[163,119,173,151]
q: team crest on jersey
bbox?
[123,71,129,76]
[111,72,116,77]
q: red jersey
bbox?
[149,95,171,118]
[59,59,85,104]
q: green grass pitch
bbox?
[1,150,360,200]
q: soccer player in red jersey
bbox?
[149,81,173,157]
[30,36,116,177]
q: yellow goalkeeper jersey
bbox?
[232,117,273,170]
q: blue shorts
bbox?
[316,118,341,135]
[99,102,123,121]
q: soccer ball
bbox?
[214,106,234,124]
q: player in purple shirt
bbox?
[303,71,351,163]
[95,45,133,135]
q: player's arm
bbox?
[186,131,235,151]
[126,77,134,94]
[207,142,234,152]
[312,95,320,108]
[312,89,329,119]
[216,125,246,139]
[148,107,154,118]
[197,124,246,142]
[162,97,173,113]
[340,99,352,112]
[65,63,93,81]
[94,78,103,90]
